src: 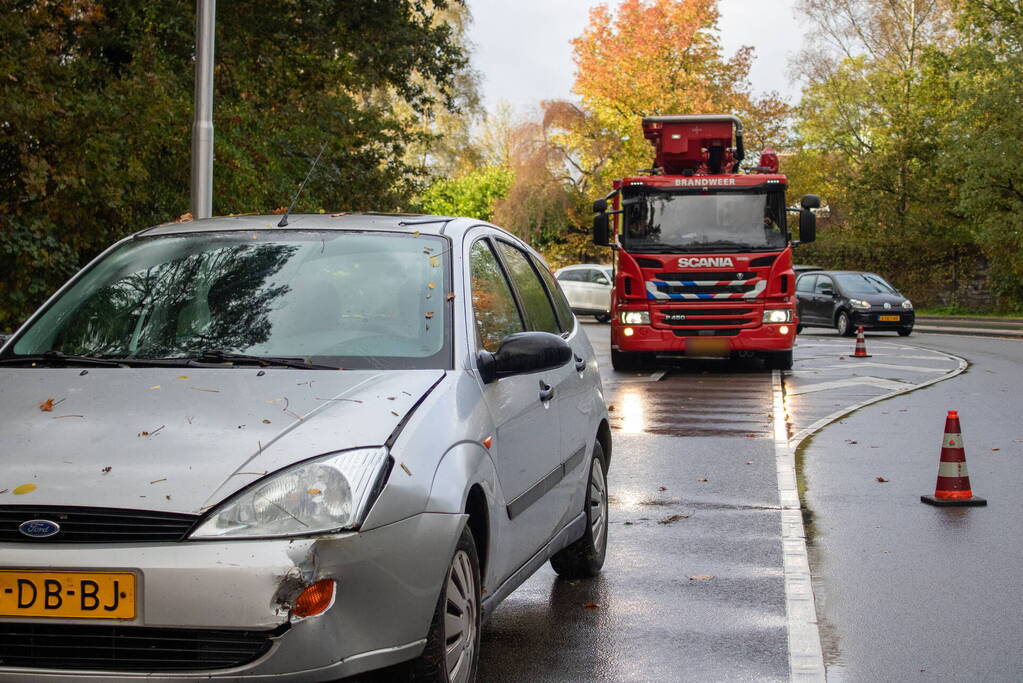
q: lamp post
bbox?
[190,0,215,219]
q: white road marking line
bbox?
[773,371,825,681]
[817,362,949,373]
[787,377,913,395]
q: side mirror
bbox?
[595,277,610,286]
[477,331,572,384]
[0,333,10,348]
[820,288,834,297]
[801,194,821,210]
[593,213,610,247]
[593,198,607,213]
[799,209,817,244]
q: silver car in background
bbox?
[554,264,613,323]
[0,214,611,682]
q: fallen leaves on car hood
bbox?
[0,368,445,514]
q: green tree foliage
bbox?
[789,0,983,306]
[417,165,513,221]
[944,0,1023,306]
[0,0,472,331]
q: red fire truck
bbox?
[593,114,819,371]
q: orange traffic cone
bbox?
[921,410,987,507]
[852,326,871,358]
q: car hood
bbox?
[0,368,444,515]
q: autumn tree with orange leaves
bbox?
[571,0,791,179]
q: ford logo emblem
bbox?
[19,520,60,538]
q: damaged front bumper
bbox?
[0,512,465,682]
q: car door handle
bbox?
[538,381,555,403]
[574,355,586,373]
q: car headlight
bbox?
[620,310,650,325]
[189,447,390,539]
[901,300,913,309]
[850,299,871,310]
[762,309,793,323]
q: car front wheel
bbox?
[836,311,854,337]
[409,526,481,683]
[898,327,913,336]
[550,441,608,579]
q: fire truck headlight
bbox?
[762,309,793,324]
[620,311,650,325]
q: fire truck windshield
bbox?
[620,188,788,252]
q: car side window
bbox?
[796,274,816,293]
[470,240,525,353]
[815,276,833,295]
[496,241,560,335]
[558,270,582,282]
[530,254,575,333]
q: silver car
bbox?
[554,264,613,323]
[0,214,611,682]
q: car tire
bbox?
[409,526,481,683]
[550,441,608,579]
[611,348,650,372]
[796,324,804,334]
[764,350,793,370]
[594,313,611,324]
[898,327,913,336]
[835,311,854,337]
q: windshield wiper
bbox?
[0,351,127,367]
[192,349,341,370]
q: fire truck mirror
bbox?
[593,198,607,213]
[798,209,817,244]
[800,194,821,210]
[593,213,611,247]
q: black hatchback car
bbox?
[795,270,915,336]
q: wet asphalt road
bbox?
[798,331,1023,681]
[479,356,788,682]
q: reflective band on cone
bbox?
[922,410,987,507]
[852,326,871,358]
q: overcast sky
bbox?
[466,0,809,113]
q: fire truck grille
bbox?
[653,281,758,295]
[658,308,756,328]
[672,329,742,337]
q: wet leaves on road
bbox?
[659,514,690,525]
[876,476,889,482]
[39,398,56,411]
[688,575,713,581]
[101,466,112,474]
[13,484,37,495]
[581,602,600,609]
[696,477,708,482]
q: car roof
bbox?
[556,263,612,270]
[799,270,882,277]
[137,213,503,241]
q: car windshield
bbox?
[619,187,788,252]
[834,273,898,295]
[6,230,451,369]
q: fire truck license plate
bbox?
[0,570,136,619]
[685,339,730,356]
[878,315,900,321]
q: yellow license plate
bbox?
[878,315,900,321]
[0,570,136,619]
[685,338,731,357]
